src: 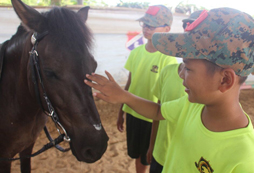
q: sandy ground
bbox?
[10,89,254,173]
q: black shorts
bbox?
[126,113,152,165]
[150,156,163,173]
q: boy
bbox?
[117,5,177,173]
[147,10,203,173]
[85,7,254,172]
[181,10,203,30]
[147,63,186,173]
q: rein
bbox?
[0,32,71,161]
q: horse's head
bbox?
[11,0,108,163]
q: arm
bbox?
[147,119,160,164]
[117,72,131,132]
[85,71,164,121]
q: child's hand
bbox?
[84,71,127,104]
[117,110,125,132]
[146,146,153,164]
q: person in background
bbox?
[182,10,203,30]
[116,5,177,173]
[147,10,203,173]
[85,7,254,172]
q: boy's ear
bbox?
[165,26,171,32]
[218,68,235,92]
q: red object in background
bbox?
[126,31,140,41]
[126,31,144,51]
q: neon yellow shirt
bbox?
[161,95,254,173]
[152,63,187,166]
[123,44,177,122]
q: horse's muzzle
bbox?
[70,130,109,163]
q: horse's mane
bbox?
[42,7,93,53]
[0,41,8,79]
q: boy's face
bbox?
[141,24,169,40]
[179,59,221,104]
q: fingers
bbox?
[105,70,115,82]
[86,71,116,85]
[85,73,107,86]
[117,125,124,132]
[85,72,123,105]
[146,153,152,164]
[146,155,150,164]
[93,92,109,102]
[84,73,108,91]
[84,79,101,91]
[117,120,124,132]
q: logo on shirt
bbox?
[151,65,158,73]
[195,157,214,173]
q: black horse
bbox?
[0,0,108,172]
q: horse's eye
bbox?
[44,70,58,79]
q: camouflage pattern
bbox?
[152,7,254,76]
[182,10,203,23]
[137,5,173,27]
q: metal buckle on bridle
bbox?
[29,49,38,56]
[44,110,71,142]
[30,32,71,144]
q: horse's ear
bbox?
[11,0,47,33]
[77,6,90,23]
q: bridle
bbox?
[30,32,71,143]
[0,31,71,161]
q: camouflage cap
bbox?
[137,5,173,27]
[152,8,254,76]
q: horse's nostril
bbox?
[84,148,93,157]
[82,148,97,162]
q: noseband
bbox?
[30,32,71,144]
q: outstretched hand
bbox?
[84,71,128,104]
[85,71,163,121]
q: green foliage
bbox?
[174,1,208,14]
[116,1,150,9]
[0,0,12,5]
[84,0,104,6]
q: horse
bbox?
[0,0,109,172]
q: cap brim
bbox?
[136,16,144,21]
[152,32,205,59]
[136,16,158,26]
[182,18,196,23]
